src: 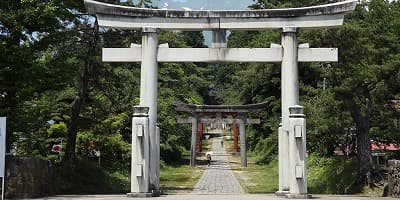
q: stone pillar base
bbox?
[151,189,161,197]
[286,193,312,199]
[126,193,153,198]
[275,190,290,196]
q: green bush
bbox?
[54,159,130,194]
[47,122,67,138]
[99,133,131,170]
[161,143,184,164]
[75,132,131,171]
[307,154,358,194]
[254,135,278,164]
[160,134,186,164]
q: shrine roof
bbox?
[175,102,268,113]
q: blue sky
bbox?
[152,0,254,10]
[125,0,254,10]
[129,0,255,46]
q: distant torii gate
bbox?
[85,0,356,198]
[175,102,266,167]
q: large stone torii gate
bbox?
[84,0,356,198]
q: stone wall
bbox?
[388,159,400,198]
[4,157,54,199]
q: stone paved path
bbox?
[191,136,244,194]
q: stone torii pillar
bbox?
[237,116,247,167]
[190,115,198,166]
[277,27,299,195]
[140,27,160,195]
[176,116,201,166]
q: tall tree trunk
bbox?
[65,19,99,162]
[353,97,373,185]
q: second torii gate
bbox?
[175,102,265,167]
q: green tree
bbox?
[64,17,100,162]
[324,0,400,185]
[0,0,82,154]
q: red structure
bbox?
[197,123,203,153]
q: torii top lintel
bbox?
[84,0,356,30]
[175,102,268,114]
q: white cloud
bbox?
[182,6,192,11]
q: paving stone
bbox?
[192,137,244,194]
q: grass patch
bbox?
[160,163,203,194]
[236,161,279,193]
[160,147,205,194]
[229,152,279,193]
[229,152,360,195]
